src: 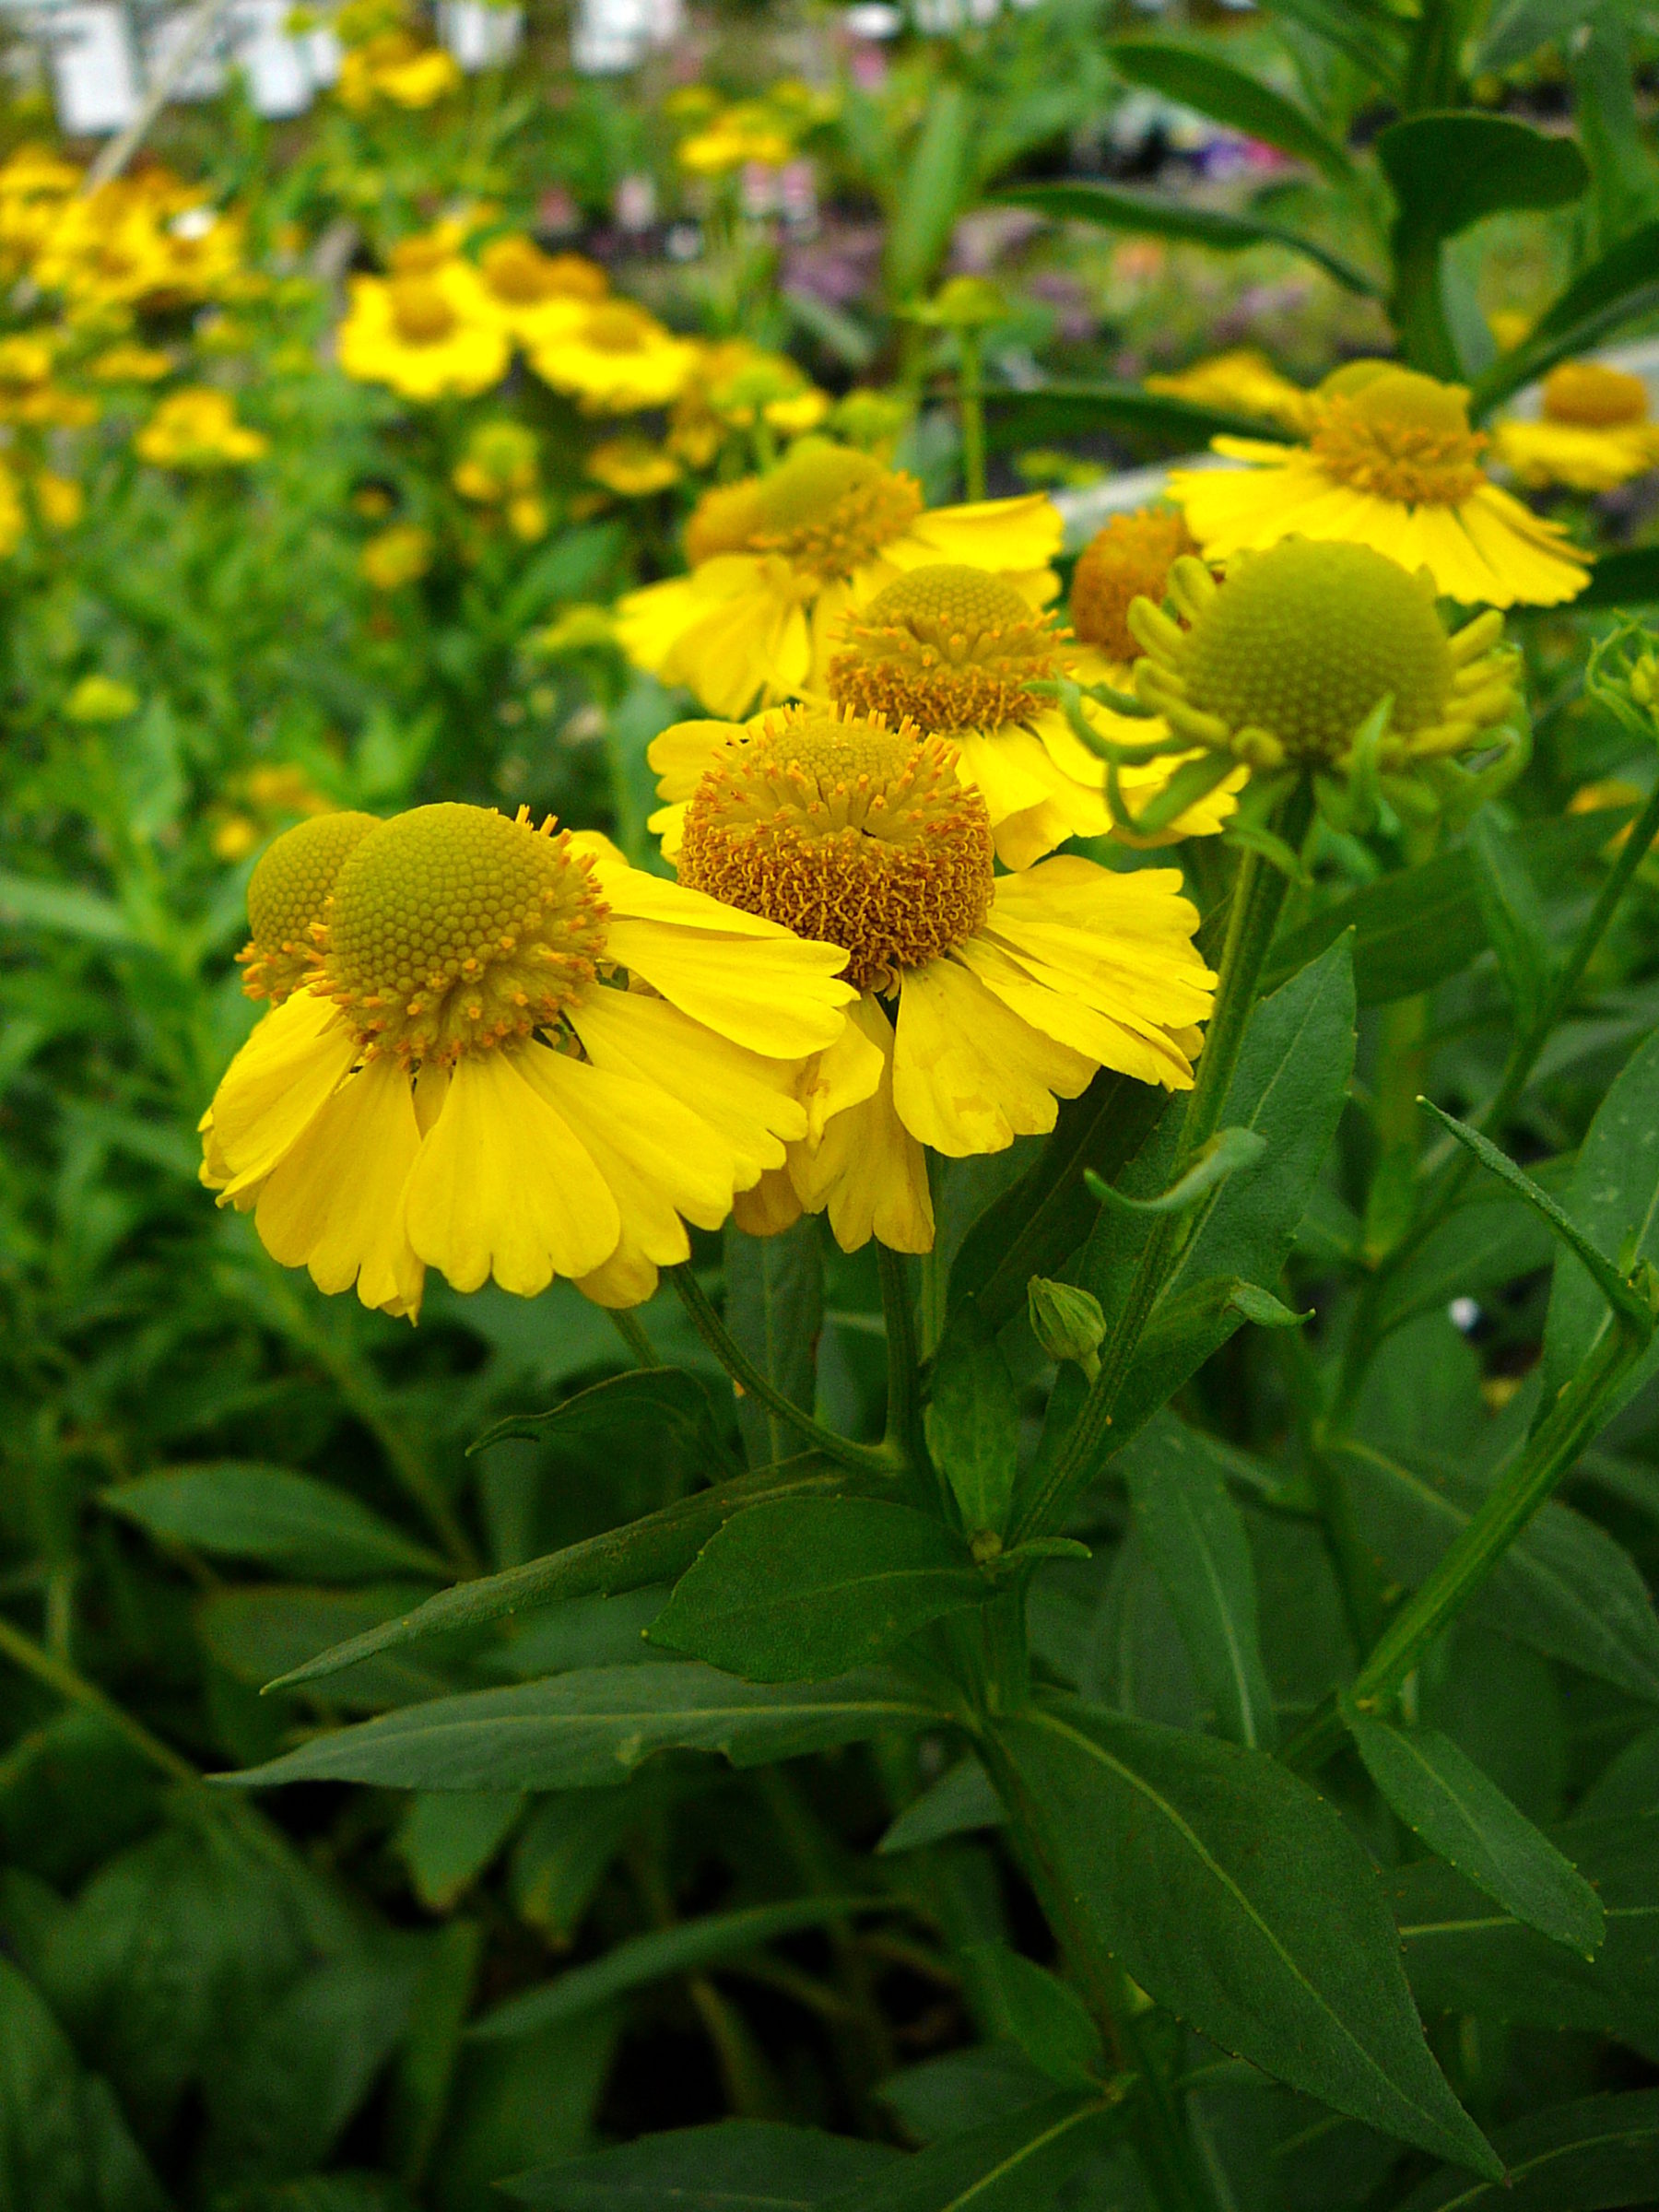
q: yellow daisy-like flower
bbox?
[1169,362,1590,608]
[524,299,699,415]
[202,805,856,1317]
[336,31,462,110]
[1130,536,1521,794]
[135,387,267,468]
[477,235,608,332]
[587,437,680,497]
[360,523,434,590]
[337,263,510,401]
[677,103,796,177]
[616,439,1063,720]
[86,342,172,382]
[656,705,1215,1253]
[818,563,1236,866]
[669,339,830,468]
[1494,361,1659,494]
[1145,347,1313,432]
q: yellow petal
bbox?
[733,1164,806,1238]
[254,1053,425,1312]
[898,491,1064,573]
[957,934,1195,1090]
[647,717,746,801]
[210,993,359,1204]
[891,959,1090,1158]
[403,1045,620,1296]
[791,994,933,1253]
[522,1042,736,1247]
[603,917,853,1057]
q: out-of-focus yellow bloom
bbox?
[1495,361,1659,493]
[1488,310,1532,355]
[336,31,462,110]
[678,105,796,176]
[0,145,80,277]
[524,298,697,414]
[245,762,334,815]
[34,173,246,314]
[31,469,83,530]
[337,263,510,399]
[830,388,912,460]
[86,342,172,382]
[587,436,680,497]
[361,523,435,589]
[65,674,139,722]
[453,418,539,502]
[477,235,607,337]
[135,387,267,467]
[213,815,262,861]
[385,218,478,276]
[1170,362,1589,608]
[537,604,619,656]
[1146,347,1313,432]
[0,335,96,427]
[668,340,830,465]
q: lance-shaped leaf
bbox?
[1467,813,1551,1035]
[1472,218,1659,415]
[1105,38,1356,182]
[925,1303,1018,1538]
[984,381,1292,453]
[1378,113,1587,253]
[1340,1700,1604,1955]
[991,1699,1499,2174]
[995,182,1382,296]
[503,2120,901,2208]
[649,1499,983,1682]
[812,2090,1123,2212]
[877,1758,1005,1854]
[958,1946,1104,2091]
[1394,2088,1659,2212]
[218,1664,950,1792]
[100,1463,450,1583]
[471,1367,735,1477]
[1252,0,1404,90]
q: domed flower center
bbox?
[1178,538,1453,760]
[827,563,1070,732]
[1069,507,1197,662]
[390,277,458,346]
[582,303,654,354]
[388,234,453,277]
[683,439,924,581]
[1542,360,1648,429]
[480,237,606,305]
[322,803,610,1065]
[238,809,382,1002]
[1308,367,1488,505]
[676,706,994,993]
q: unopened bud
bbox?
[1028,1277,1105,1382]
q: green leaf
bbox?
[984,381,1296,453]
[1476,0,1594,73]
[1371,1176,1559,1340]
[724,1221,822,1467]
[1086,1125,1266,1219]
[502,2120,900,2208]
[1395,2088,1659,2212]
[1542,1028,1659,1411]
[470,1368,735,1476]
[1127,1439,1277,1750]
[395,1792,524,1912]
[200,1586,453,1713]
[1105,38,1357,182]
[877,1758,1005,1854]
[649,1499,982,1682]
[1468,812,1551,1034]
[0,871,138,949]
[1252,0,1404,90]
[0,1956,171,2212]
[510,1788,652,1940]
[262,1457,859,1691]
[958,1946,1103,2091]
[924,1304,1018,1539]
[471,1896,882,2041]
[990,1700,1498,2173]
[1265,811,1629,1005]
[1576,546,1659,610]
[1339,1440,1659,1702]
[1472,219,1659,415]
[805,2090,1121,2212]
[218,1664,949,1792]
[994,182,1382,296]
[1392,1813,1659,2042]
[1378,112,1588,246]
[100,1464,450,1583]
[887,80,972,304]
[1338,1702,1604,1955]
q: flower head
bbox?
[135,387,267,467]
[1495,360,1659,493]
[657,708,1215,1251]
[360,522,434,590]
[1170,362,1589,608]
[336,30,461,110]
[1145,348,1312,432]
[203,804,856,1315]
[524,299,697,414]
[337,263,509,400]
[1069,508,1198,670]
[618,438,1063,719]
[1131,536,1522,806]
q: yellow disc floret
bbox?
[1541,360,1648,429]
[827,562,1071,732]
[388,277,458,347]
[237,810,381,1002]
[677,705,993,992]
[1307,365,1488,506]
[321,803,609,1065]
[1130,537,1520,774]
[1069,507,1198,663]
[684,437,924,579]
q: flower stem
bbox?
[607,1305,657,1368]
[958,329,986,502]
[669,1265,898,1477]
[877,1243,928,1471]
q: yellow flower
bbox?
[1169,362,1589,609]
[337,264,510,400]
[1145,348,1312,431]
[86,342,172,382]
[1494,360,1659,493]
[34,174,245,314]
[819,563,1236,866]
[135,388,267,467]
[587,436,680,497]
[31,469,83,530]
[453,418,539,502]
[361,523,434,589]
[201,805,856,1314]
[336,32,462,110]
[65,674,139,723]
[668,340,830,465]
[477,235,608,335]
[0,145,81,277]
[656,706,1214,1252]
[617,439,1064,720]
[677,103,796,177]
[524,299,698,415]
[1130,536,1521,816]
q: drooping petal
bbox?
[254,1053,425,1314]
[891,958,1091,1157]
[791,994,933,1253]
[209,992,359,1205]
[602,919,853,1058]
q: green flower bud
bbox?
[1028,1277,1106,1382]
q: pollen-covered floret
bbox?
[1069,507,1197,664]
[321,802,610,1064]
[676,705,994,992]
[684,437,924,579]
[237,810,382,1002]
[827,562,1070,732]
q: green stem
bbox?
[0,1611,201,1788]
[606,1306,657,1369]
[958,330,986,502]
[1013,782,1312,1543]
[669,1266,897,1477]
[877,1242,925,1469]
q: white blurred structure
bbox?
[41,3,142,132]
[437,0,520,69]
[571,0,680,75]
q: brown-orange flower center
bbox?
[828,562,1069,732]
[1069,506,1197,662]
[389,277,458,346]
[683,438,924,581]
[1308,367,1488,506]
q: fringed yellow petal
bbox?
[790,994,933,1253]
[891,958,1090,1157]
[209,992,359,1205]
[604,918,852,1057]
[253,1053,425,1314]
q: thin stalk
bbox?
[606,1306,657,1368]
[1013,782,1312,1543]
[0,1611,202,1788]
[958,329,986,502]
[877,1242,925,1469]
[669,1266,898,1477]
